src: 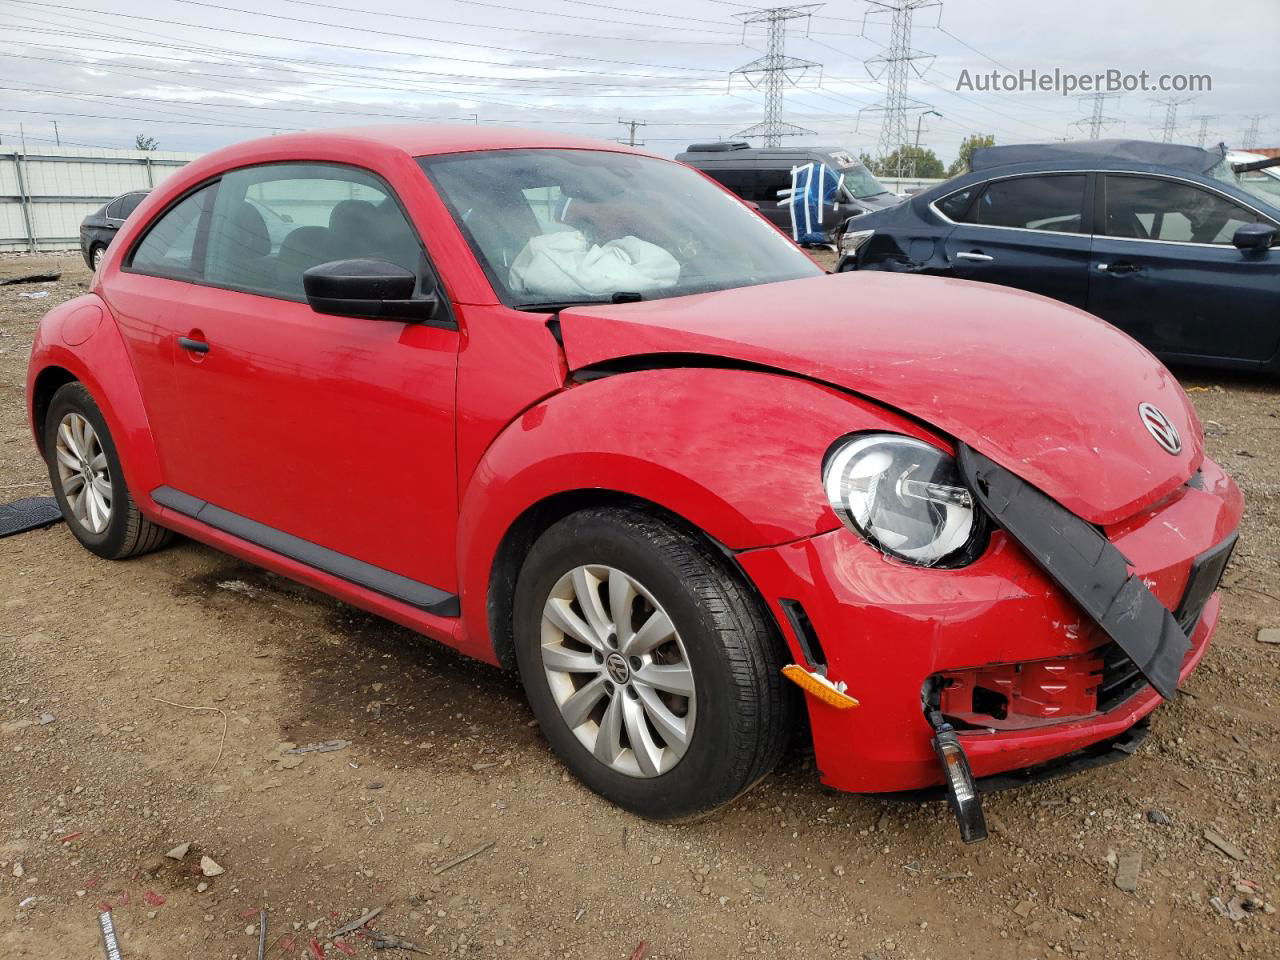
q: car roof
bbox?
[210,124,647,163]
[971,139,1227,176]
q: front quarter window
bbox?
[129,183,217,281]
[420,149,822,308]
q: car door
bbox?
[1088,174,1280,363]
[161,162,462,600]
[938,173,1094,308]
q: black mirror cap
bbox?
[303,257,436,321]
[1232,222,1277,252]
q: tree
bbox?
[134,134,159,151]
[947,134,996,177]
[870,146,945,180]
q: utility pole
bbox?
[728,5,823,147]
[1241,115,1264,149]
[51,121,60,146]
[860,0,938,179]
[1194,114,1217,148]
[911,109,940,177]
[1153,95,1196,144]
[1071,92,1121,140]
[617,118,647,147]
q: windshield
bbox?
[1211,157,1280,209]
[420,149,822,308]
[828,154,890,199]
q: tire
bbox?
[43,381,172,560]
[90,245,105,271]
[513,507,796,820]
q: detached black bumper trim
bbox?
[957,445,1188,700]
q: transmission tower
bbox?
[1152,96,1196,143]
[859,0,938,177]
[1241,115,1264,149]
[1071,92,1121,140]
[728,5,823,147]
[1194,114,1218,148]
[617,118,646,147]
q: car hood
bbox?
[557,271,1202,526]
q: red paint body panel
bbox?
[26,126,1245,800]
[556,271,1203,525]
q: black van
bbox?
[675,143,900,242]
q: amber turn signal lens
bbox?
[781,665,860,709]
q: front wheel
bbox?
[513,507,796,820]
[44,382,172,560]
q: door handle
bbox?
[955,251,994,262]
[177,336,210,354]
[1097,262,1140,274]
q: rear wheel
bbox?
[44,382,172,560]
[513,507,795,820]
[90,245,105,271]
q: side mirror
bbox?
[302,258,437,321]
[1232,222,1277,252]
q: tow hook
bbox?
[927,709,987,844]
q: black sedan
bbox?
[838,140,1280,372]
[80,190,148,270]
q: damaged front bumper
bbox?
[738,455,1242,801]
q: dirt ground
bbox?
[1,254,1278,960]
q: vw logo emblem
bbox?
[605,652,631,685]
[1138,402,1182,455]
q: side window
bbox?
[1103,175,1260,244]
[204,163,424,301]
[936,186,975,221]
[129,183,217,281]
[105,196,129,220]
[757,169,793,204]
[118,193,147,219]
[966,175,1087,232]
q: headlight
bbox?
[823,434,982,567]
[839,228,874,257]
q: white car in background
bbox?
[1229,150,1280,204]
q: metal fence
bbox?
[0,146,201,253]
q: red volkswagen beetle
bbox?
[26,127,1242,840]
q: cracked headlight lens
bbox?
[823,434,980,566]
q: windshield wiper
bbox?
[513,291,644,313]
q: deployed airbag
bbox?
[509,231,680,299]
[958,445,1189,700]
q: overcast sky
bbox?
[1,0,1276,163]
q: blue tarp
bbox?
[786,162,843,244]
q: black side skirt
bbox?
[957,445,1188,700]
[151,486,460,617]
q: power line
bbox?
[729,5,823,146]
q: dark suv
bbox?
[676,142,899,242]
[80,191,149,270]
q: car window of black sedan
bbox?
[130,183,217,281]
[1102,175,1261,245]
[962,175,1086,233]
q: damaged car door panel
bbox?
[26,127,1245,842]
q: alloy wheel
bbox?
[54,411,112,534]
[540,564,696,778]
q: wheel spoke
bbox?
[593,693,624,764]
[58,422,79,459]
[91,475,112,502]
[84,486,103,532]
[544,597,602,650]
[73,415,89,455]
[63,472,86,494]
[572,567,614,642]
[558,675,608,729]
[55,446,80,473]
[621,695,662,776]
[541,644,599,674]
[89,452,108,472]
[607,569,638,649]
[623,609,675,657]
[635,685,691,759]
[634,662,695,698]
[69,487,89,526]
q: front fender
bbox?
[26,294,164,504]
[454,366,943,659]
